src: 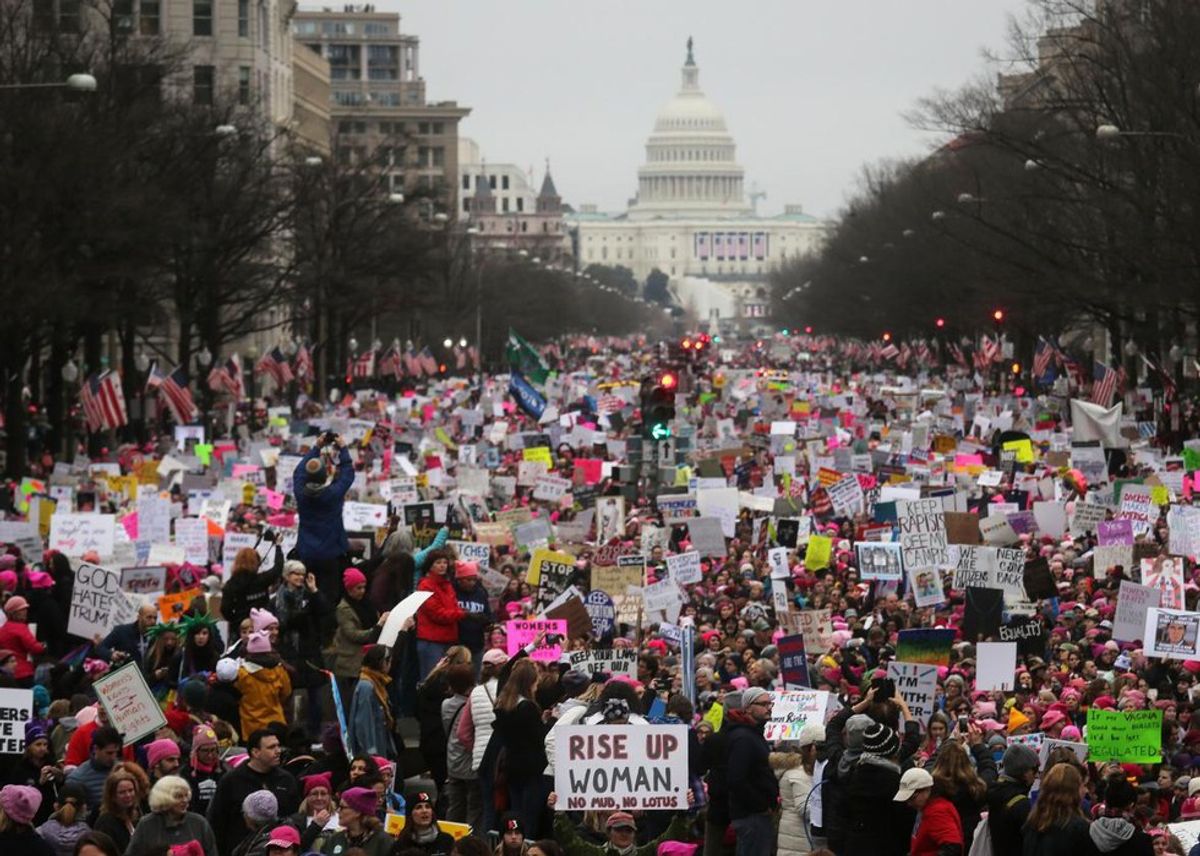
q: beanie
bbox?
[343,567,366,589]
[339,787,376,816]
[0,784,42,826]
[1001,744,1039,779]
[242,790,278,823]
[250,608,278,633]
[247,630,271,654]
[146,738,180,771]
[862,722,900,757]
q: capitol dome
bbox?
[628,39,751,221]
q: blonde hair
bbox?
[148,776,192,813]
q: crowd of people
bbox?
[0,332,1198,856]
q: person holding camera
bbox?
[293,432,355,607]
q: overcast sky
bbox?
[390,0,1030,219]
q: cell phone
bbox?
[958,715,969,733]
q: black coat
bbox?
[1022,817,1091,856]
[489,699,549,785]
[986,775,1032,854]
[724,717,778,820]
[702,721,734,827]
[843,756,912,856]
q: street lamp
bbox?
[304,156,323,167]
[134,351,150,373]
[1096,123,1184,141]
[433,212,449,224]
[389,192,404,204]
[348,336,358,354]
[214,124,237,137]
[0,72,97,91]
[61,359,79,383]
[442,338,453,349]
[458,337,468,348]
[931,210,946,221]
[196,346,213,369]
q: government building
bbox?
[566,40,827,330]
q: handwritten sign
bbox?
[554,725,689,812]
[1086,708,1162,764]
[69,563,127,639]
[897,499,948,571]
[342,502,388,532]
[50,513,115,559]
[666,551,702,586]
[448,540,491,569]
[92,663,168,745]
[887,662,938,729]
[505,619,567,662]
[120,566,166,595]
[0,689,33,753]
[562,648,637,678]
[764,690,829,742]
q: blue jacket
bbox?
[348,677,394,757]
[293,446,354,562]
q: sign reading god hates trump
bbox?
[554,724,689,811]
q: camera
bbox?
[958,715,969,733]
[870,677,895,701]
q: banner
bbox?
[69,563,137,640]
[506,619,567,662]
[1085,708,1162,763]
[896,499,948,571]
[93,663,168,745]
[509,372,547,419]
[777,633,810,688]
[554,724,689,811]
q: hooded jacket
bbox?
[818,708,873,851]
[416,572,464,644]
[843,754,911,856]
[725,709,779,820]
[771,752,816,856]
[293,446,354,562]
[1088,816,1154,856]
[235,654,292,740]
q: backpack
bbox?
[445,700,473,780]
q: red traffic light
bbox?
[804,326,813,334]
[935,317,945,328]
[660,372,678,390]
[882,332,892,342]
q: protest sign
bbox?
[951,545,987,590]
[642,578,684,617]
[158,588,202,622]
[1038,738,1088,771]
[1168,822,1200,854]
[944,512,982,545]
[979,514,1018,546]
[656,494,697,524]
[797,609,833,653]
[999,616,1045,657]
[221,531,257,564]
[174,517,210,566]
[963,587,1004,641]
[1113,580,1159,642]
[666,551,702,586]
[804,534,832,571]
[767,547,791,580]
[1144,607,1200,660]
[0,689,33,753]
[506,619,567,662]
[1143,556,1185,611]
[855,542,903,581]
[93,663,167,744]
[1097,519,1134,546]
[529,549,576,610]
[976,642,1017,691]
[545,594,593,641]
[50,513,116,559]
[687,517,727,558]
[777,634,810,688]
[896,499,948,571]
[1070,502,1107,537]
[378,591,433,647]
[584,590,616,638]
[591,564,643,597]
[554,724,689,811]
[448,540,491,569]
[887,662,938,729]
[563,648,637,678]
[896,628,955,666]
[909,565,946,608]
[533,475,572,503]
[69,563,129,639]
[595,497,625,543]
[1117,485,1155,537]
[120,566,166,595]
[1085,708,1162,763]
[764,690,829,742]
[342,502,388,532]
[827,475,864,517]
[136,497,171,544]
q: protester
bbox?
[725,686,777,854]
[348,644,395,757]
[986,744,1038,853]
[414,548,465,681]
[546,792,691,856]
[91,768,142,854]
[293,432,355,605]
[452,562,492,674]
[66,728,122,810]
[35,780,90,856]
[328,567,388,705]
[320,786,392,856]
[1022,763,1092,855]
[126,776,218,856]
[0,784,54,856]
[0,596,45,684]
[231,629,291,741]
[206,731,299,856]
[772,722,824,856]
[894,766,963,856]
[221,547,283,636]
[391,790,453,855]
[843,722,910,856]
[180,725,226,816]
[489,659,549,838]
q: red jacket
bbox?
[911,795,963,856]
[416,573,464,643]
[0,620,44,679]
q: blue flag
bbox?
[509,371,546,419]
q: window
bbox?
[333,90,365,106]
[114,0,134,33]
[293,20,316,34]
[238,66,251,104]
[431,146,444,167]
[327,44,361,79]
[501,198,509,213]
[516,198,523,212]
[501,175,509,190]
[489,176,496,190]
[463,198,470,212]
[417,121,430,134]
[237,0,248,35]
[368,92,400,106]
[367,45,398,80]
[432,122,444,134]
[365,22,388,35]
[462,174,470,190]
[32,0,53,31]
[193,65,214,104]
[193,0,211,35]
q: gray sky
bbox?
[393,0,1030,219]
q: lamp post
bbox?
[1096,123,1185,141]
[134,351,150,441]
[0,73,97,91]
[467,226,483,387]
[61,359,79,458]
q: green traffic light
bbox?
[650,423,672,440]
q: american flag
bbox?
[351,349,376,379]
[158,365,198,425]
[403,346,422,377]
[418,346,438,375]
[377,345,403,379]
[1092,360,1118,407]
[256,346,294,388]
[1033,337,1054,380]
[207,354,245,400]
[948,342,968,369]
[293,344,313,383]
[80,370,127,433]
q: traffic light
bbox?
[640,373,677,440]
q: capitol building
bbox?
[566,40,827,328]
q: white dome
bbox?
[629,40,751,221]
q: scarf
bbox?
[411,825,439,844]
[360,666,395,730]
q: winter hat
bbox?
[2,597,29,616]
[0,571,17,592]
[247,630,271,654]
[862,722,899,757]
[0,784,42,825]
[845,714,874,751]
[406,791,433,812]
[1040,710,1066,730]
[242,790,278,823]
[339,787,376,816]
[215,658,240,682]
[1001,744,1040,779]
[250,608,278,633]
[342,567,366,589]
[1060,725,1082,741]
[741,687,771,708]
[482,648,508,666]
[180,679,208,711]
[24,723,47,744]
[192,725,219,751]
[25,571,53,589]
[146,738,180,770]
[560,670,591,695]
[266,826,301,850]
[454,561,479,579]
[797,722,825,747]
[303,772,332,796]
[602,698,632,723]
